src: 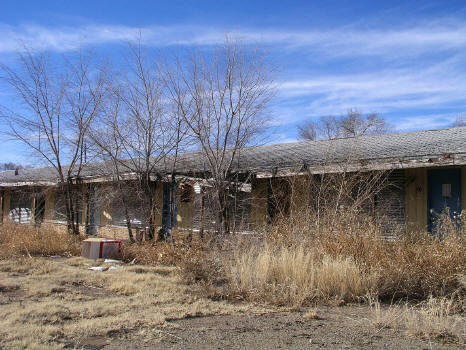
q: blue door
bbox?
[427,168,461,232]
[162,182,177,230]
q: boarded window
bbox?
[9,190,32,224]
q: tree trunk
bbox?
[216,188,230,235]
[147,178,157,241]
[64,181,80,235]
[124,203,135,243]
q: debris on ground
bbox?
[88,266,118,271]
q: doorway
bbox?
[427,168,462,233]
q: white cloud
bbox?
[393,114,458,131]
[1,20,466,56]
[1,20,466,134]
[277,57,466,120]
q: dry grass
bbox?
[226,242,373,306]
[0,256,270,350]
[0,209,464,346]
[0,222,81,259]
[315,229,466,300]
[176,209,465,316]
[369,296,465,344]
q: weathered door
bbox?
[427,168,462,232]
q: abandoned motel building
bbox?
[1,126,466,238]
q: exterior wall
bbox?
[30,193,36,225]
[462,167,466,213]
[4,165,463,236]
[2,189,10,223]
[289,175,310,215]
[81,184,87,226]
[153,182,163,227]
[405,168,427,232]
[177,184,194,229]
[44,188,55,222]
[250,178,268,229]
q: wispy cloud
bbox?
[394,114,458,130]
[277,55,466,123]
[1,20,465,134]
[1,20,466,56]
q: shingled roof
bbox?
[1,126,466,185]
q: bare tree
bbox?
[452,115,466,127]
[0,50,108,234]
[168,38,276,234]
[0,162,31,171]
[297,109,389,141]
[89,43,187,241]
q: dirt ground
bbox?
[81,307,463,350]
[0,257,463,350]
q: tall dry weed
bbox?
[0,222,81,258]
[187,208,465,307]
[226,241,375,306]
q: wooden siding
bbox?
[405,168,427,232]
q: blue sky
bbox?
[1,0,466,164]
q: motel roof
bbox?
[1,126,466,186]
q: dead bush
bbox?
[315,229,465,300]
[181,208,465,308]
[0,222,81,259]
